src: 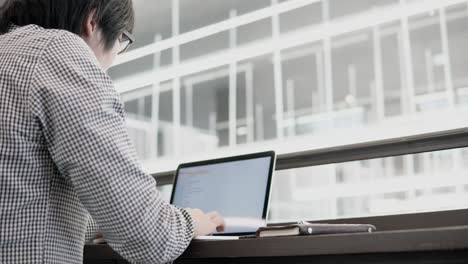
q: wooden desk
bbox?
[84,225,468,264]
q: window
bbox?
[269,148,468,222]
[111,0,468,220]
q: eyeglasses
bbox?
[117,30,135,54]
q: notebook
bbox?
[170,151,276,239]
[256,221,377,238]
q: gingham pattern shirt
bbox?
[0,24,194,264]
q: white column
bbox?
[322,0,337,217]
[316,50,325,112]
[347,64,357,100]
[373,24,385,121]
[286,79,296,137]
[439,6,455,106]
[400,0,416,114]
[272,0,285,140]
[245,66,255,143]
[399,13,416,200]
[255,104,265,141]
[229,9,238,147]
[322,0,334,114]
[172,0,181,156]
[397,32,407,114]
[185,83,194,127]
[424,49,435,93]
[150,35,162,159]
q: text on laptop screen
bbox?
[172,157,272,234]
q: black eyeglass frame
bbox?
[117,30,135,54]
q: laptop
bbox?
[170,151,276,239]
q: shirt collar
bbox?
[7,24,43,33]
[7,24,20,33]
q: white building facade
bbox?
[109,0,468,222]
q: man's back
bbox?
[0,1,229,263]
[0,24,98,264]
[0,24,197,264]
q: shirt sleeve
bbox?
[29,31,194,264]
[85,214,99,243]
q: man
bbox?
[0,1,225,263]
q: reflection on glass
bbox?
[238,54,276,141]
[113,0,468,220]
[116,1,468,160]
[269,148,468,222]
[281,43,324,137]
[180,67,228,150]
[122,82,174,159]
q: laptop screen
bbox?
[171,152,275,235]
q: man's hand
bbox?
[186,208,225,237]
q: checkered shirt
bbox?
[0,24,194,264]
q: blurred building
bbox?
[109,0,468,222]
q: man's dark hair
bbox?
[0,0,135,50]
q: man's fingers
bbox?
[207,211,225,230]
[206,211,219,219]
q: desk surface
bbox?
[180,225,468,258]
[84,225,468,261]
